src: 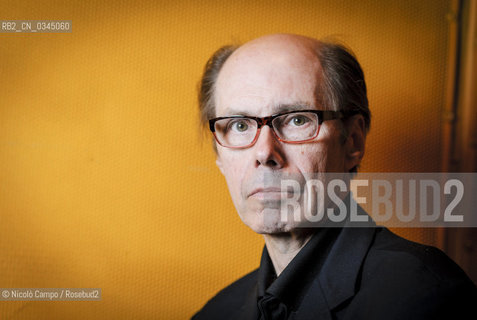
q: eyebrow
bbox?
[222,102,315,117]
[273,103,315,115]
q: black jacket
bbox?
[193,226,477,319]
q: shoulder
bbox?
[350,227,477,319]
[192,269,258,320]
[364,228,471,284]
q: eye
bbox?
[229,120,249,132]
[290,115,309,126]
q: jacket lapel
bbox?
[294,206,376,319]
[318,226,376,310]
[236,281,259,320]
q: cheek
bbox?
[305,126,346,172]
[290,144,328,173]
[220,155,247,194]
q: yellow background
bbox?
[0,0,450,318]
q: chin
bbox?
[242,208,300,234]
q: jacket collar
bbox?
[294,205,377,319]
[318,223,376,309]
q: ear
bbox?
[344,115,366,172]
[216,156,225,175]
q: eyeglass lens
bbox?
[214,112,319,147]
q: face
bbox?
[213,35,357,234]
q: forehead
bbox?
[214,41,322,117]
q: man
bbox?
[193,34,477,319]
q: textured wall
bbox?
[0,0,450,318]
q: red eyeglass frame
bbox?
[209,109,353,149]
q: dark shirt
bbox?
[193,224,477,320]
[255,228,341,319]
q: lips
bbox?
[248,187,290,199]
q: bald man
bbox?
[193,34,477,320]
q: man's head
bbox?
[199,34,370,234]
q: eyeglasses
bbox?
[209,109,352,149]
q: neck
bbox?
[263,229,315,276]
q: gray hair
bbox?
[198,45,238,134]
[315,41,371,133]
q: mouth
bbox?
[248,187,293,200]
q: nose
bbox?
[253,125,285,169]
